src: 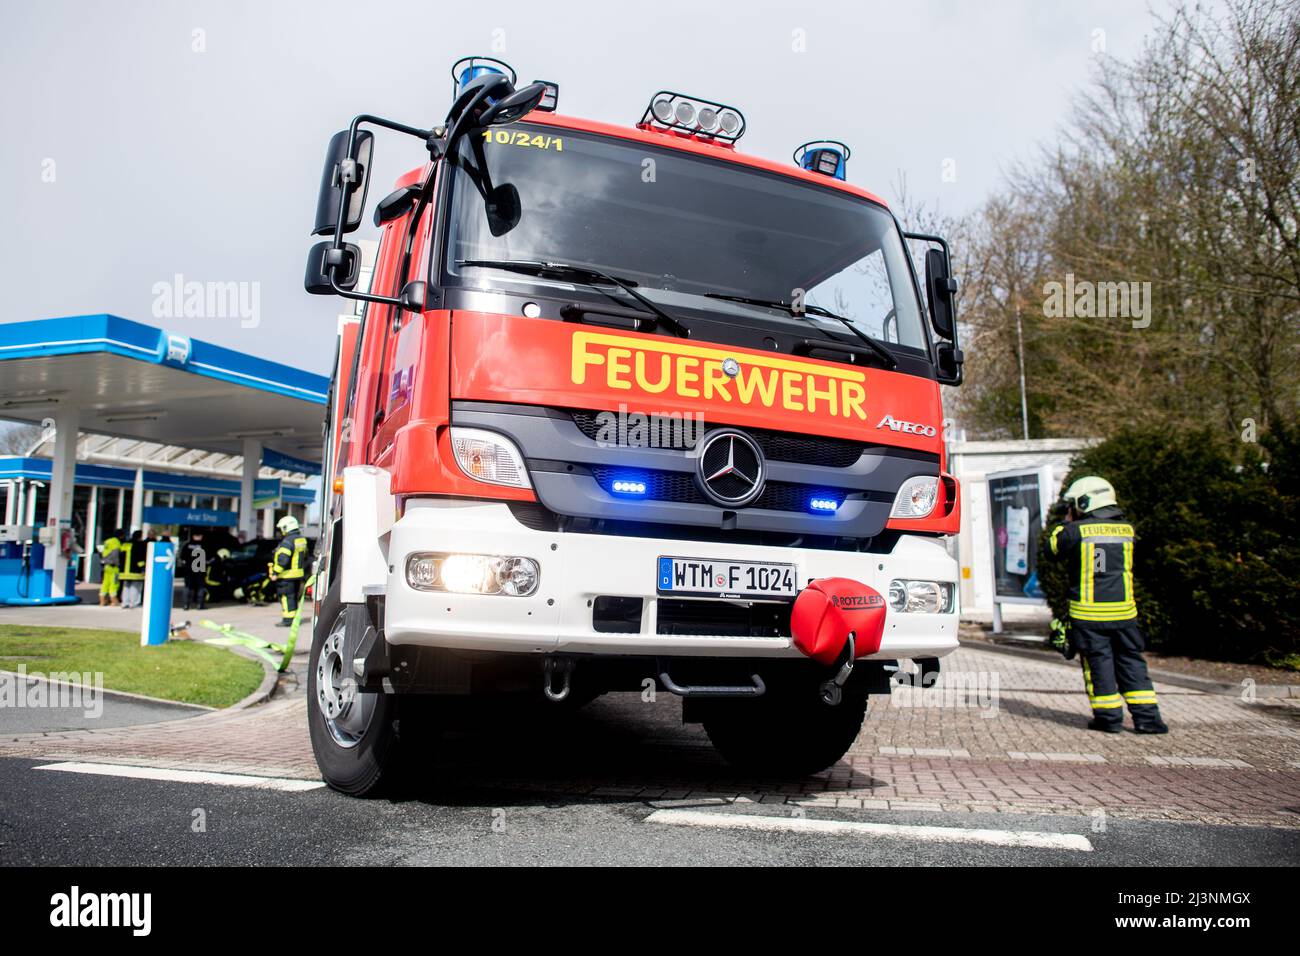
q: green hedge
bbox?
[1036,424,1300,668]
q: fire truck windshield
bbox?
[441,123,929,355]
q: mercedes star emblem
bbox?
[696,429,765,507]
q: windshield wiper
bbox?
[703,293,897,369]
[457,259,690,338]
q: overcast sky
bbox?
[3,0,1170,375]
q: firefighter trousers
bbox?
[277,578,304,622]
[181,579,207,610]
[1073,621,1164,729]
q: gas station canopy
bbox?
[0,314,331,603]
[0,314,329,460]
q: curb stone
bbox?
[223,646,281,710]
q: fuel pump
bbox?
[0,523,37,603]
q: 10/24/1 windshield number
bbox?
[482,129,564,151]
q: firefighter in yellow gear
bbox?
[1049,476,1168,734]
[268,515,309,627]
[205,547,230,596]
[98,529,123,606]
[117,530,148,609]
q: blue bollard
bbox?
[140,540,176,647]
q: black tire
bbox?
[306,586,400,796]
[703,688,868,777]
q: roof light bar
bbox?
[793,140,852,181]
[640,91,746,142]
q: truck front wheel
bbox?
[307,588,399,796]
[702,689,868,777]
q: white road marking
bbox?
[645,808,1093,851]
[1145,755,1252,769]
[33,762,325,792]
[880,746,972,758]
[1007,751,1107,763]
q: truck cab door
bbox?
[369,187,435,467]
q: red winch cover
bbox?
[790,578,887,666]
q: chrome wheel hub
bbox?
[315,617,372,747]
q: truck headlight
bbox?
[888,579,955,614]
[406,552,540,596]
[890,476,939,518]
[450,427,531,489]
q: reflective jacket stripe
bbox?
[1080,541,1091,604]
[1069,600,1137,621]
[1123,541,1133,604]
[273,534,307,579]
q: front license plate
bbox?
[657,556,798,600]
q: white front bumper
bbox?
[383,498,960,659]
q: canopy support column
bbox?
[44,407,80,599]
[83,484,99,584]
[130,468,144,533]
[239,438,261,541]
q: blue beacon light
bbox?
[793,140,851,181]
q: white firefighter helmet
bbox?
[276,515,300,535]
[1063,475,1117,514]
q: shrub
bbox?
[1036,424,1300,667]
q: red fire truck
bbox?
[305,58,963,795]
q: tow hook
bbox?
[543,656,574,702]
[819,632,856,706]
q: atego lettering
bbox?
[876,414,937,436]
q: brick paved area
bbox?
[3,645,1298,828]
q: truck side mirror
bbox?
[485,183,521,236]
[924,247,958,341]
[312,129,375,236]
[479,82,551,127]
[304,241,362,294]
[936,342,964,386]
[904,230,964,387]
[398,280,428,313]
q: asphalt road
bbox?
[2,756,1296,866]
